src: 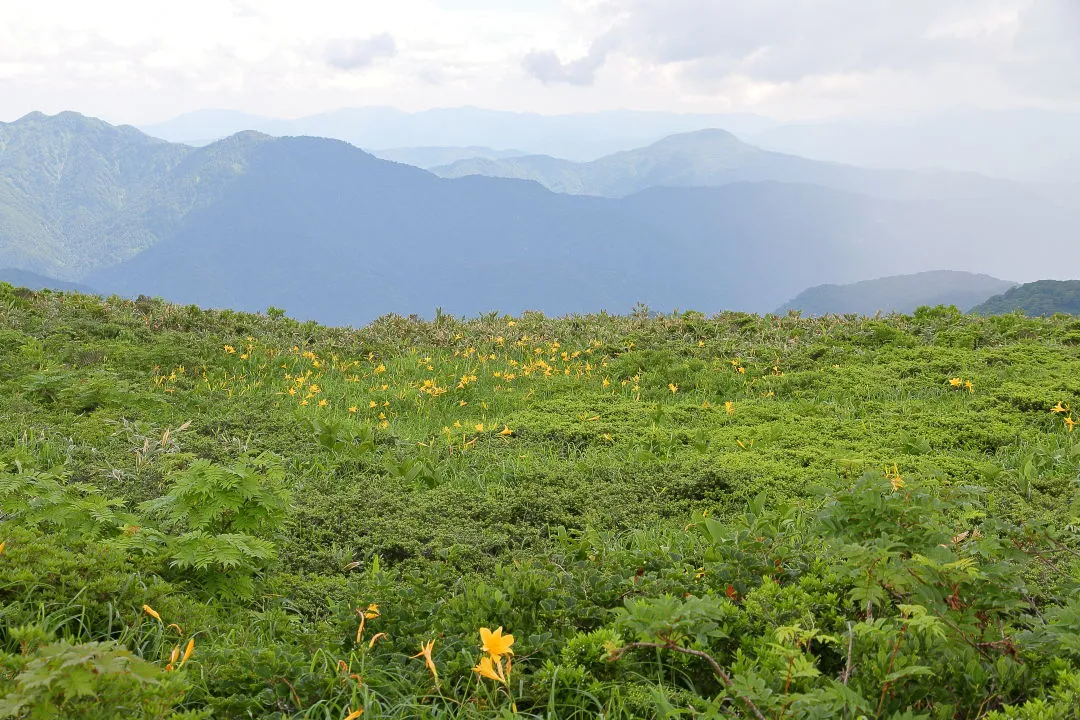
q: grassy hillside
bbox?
[2,285,1079,718]
[777,270,1016,315]
[972,280,1080,316]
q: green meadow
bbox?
[2,284,1079,719]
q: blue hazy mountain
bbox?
[0,268,95,294]
[775,271,1017,315]
[430,128,1042,203]
[3,112,1078,326]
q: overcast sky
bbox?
[1,0,1077,124]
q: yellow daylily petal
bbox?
[472,655,506,684]
[479,626,515,658]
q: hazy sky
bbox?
[1,0,1078,124]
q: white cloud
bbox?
[324,34,398,71]
[0,0,1077,123]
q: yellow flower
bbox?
[480,626,514,658]
[737,367,746,374]
[411,639,439,685]
[369,401,378,408]
[724,401,735,416]
[964,380,974,393]
[886,464,905,491]
[179,638,195,667]
[348,406,358,413]
[668,383,678,394]
[318,399,328,407]
[1066,416,1076,433]
[0,541,6,555]
[475,423,485,432]
[142,605,162,622]
[1051,402,1070,414]
[473,655,507,685]
[223,345,236,354]
[949,377,962,387]
[344,710,365,720]
[363,603,380,619]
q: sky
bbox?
[1,0,1078,124]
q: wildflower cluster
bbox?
[472,626,514,687]
[142,604,194,672]
[949,376,975,392]
[1051,401,1076,432]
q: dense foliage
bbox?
[2,285,1079,718]
[971,280,1080,317]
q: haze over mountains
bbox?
[138,106,1080,186]
[429,129,1043,203]
[1,110,1078,325]
[140,107,778,161]
[776,271,1017,316]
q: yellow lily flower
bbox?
[473,655,507,685]
[411,639,439,684]
[479,626,514,658]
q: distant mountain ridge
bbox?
[2,111,1079,325]
[369,147,529,169]
[970,280,1080,316]
[140,107,778,161]
[0,268,95,294]
[430,129,1039,202]
[776,271,1017,316]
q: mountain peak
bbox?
[647,128,749,150]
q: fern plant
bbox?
[0,467,130,537]
[138,452,290,597]
[0,640,191,720]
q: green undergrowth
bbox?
[1,285,1079,718]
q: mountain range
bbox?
[429,129,1043,203]
[137,106,1080,185]
[776,271,1017,316]
[139,107,777,161]
[1,111,1077,325]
